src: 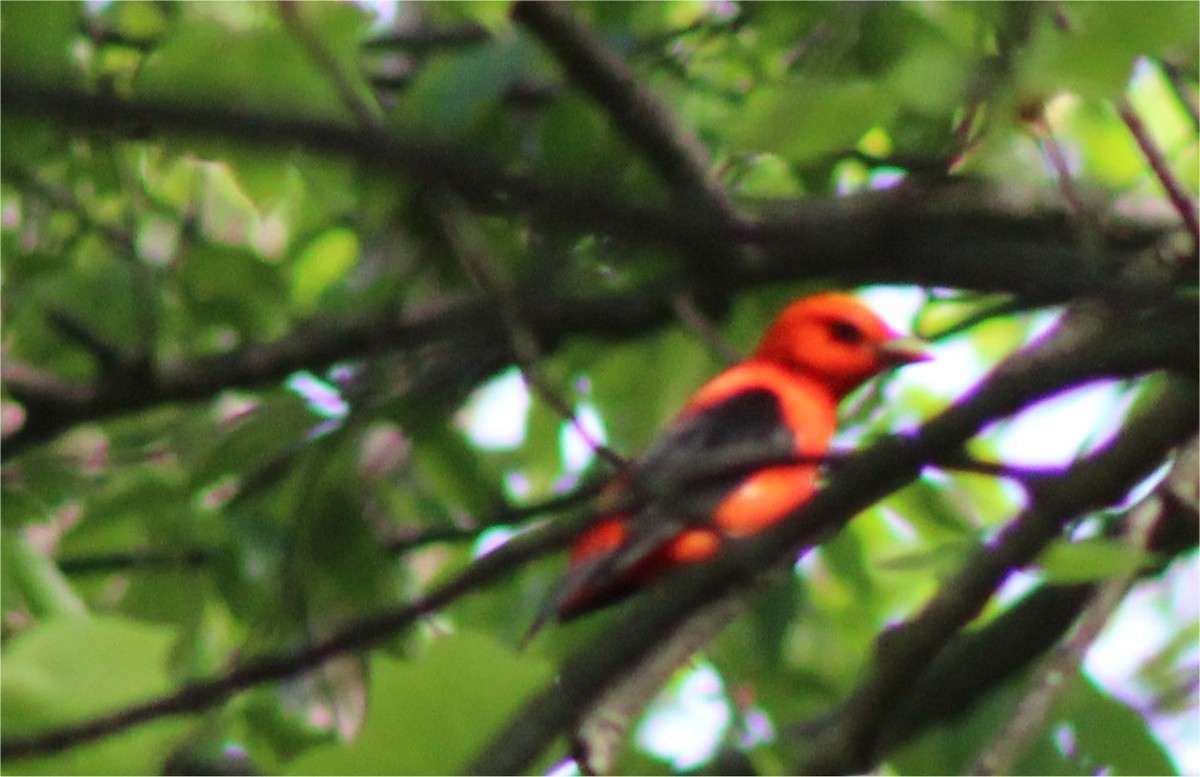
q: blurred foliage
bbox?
[1,1,1197,775]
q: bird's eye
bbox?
[829,320,865,345]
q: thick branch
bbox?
[4,231,1193,460]
[794,400,1198,774]
[0,288,681,458]
[1,83,1179,297]
[869,434,1198,756]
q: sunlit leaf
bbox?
[291,227,360,312]
[1036,537,1152,584]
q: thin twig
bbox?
[2,84,1175,300]
[469,320,1199,775]
[672,293,742,367]
[12,165,159,380]
[56,477,607,577]
[7,167,136,255]
[789,436,1197,763]
[1031,113,1089,220]
[112,147,161,366]
[1118,98,1200,254]
[7,318,1195,764]
[794,377,1198,775]
[2,86,1188,458]
[437,198,628,470]
[46,309,126,371]
[277,1,384,131]
[0,439,903,758]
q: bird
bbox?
[531,292,930,634]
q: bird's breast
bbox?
[711,464,819,536]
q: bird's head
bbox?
[751,293,930,398]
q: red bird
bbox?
[538,293,930,628]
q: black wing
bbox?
[632,387,794,516]
[532,388,795,632]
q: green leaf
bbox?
[819,526,875,597]
[733,153,805,198]
[1036,537,1150,584]
[290,226,360,312]
[582,327,719,453]
[515,394,569,500]
[537,96,621,183]
[292,454,396,610]
[421,1,515,34]
[104,1,170,47]
[886,43,973,117]
[913,294,1013,339]
[1059,100,1149,189]
[286,631,552,775]
[177,243,290,344]
[1,616,192,775]
[402,404,506,521]
[888,676,1025,775]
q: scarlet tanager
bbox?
[538,293,930,627]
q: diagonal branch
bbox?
[968,475,1169,775]
[2,83,1179,299]
[795,384,1197,774]
[789,434,1198,768]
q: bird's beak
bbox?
[878,337,933,366]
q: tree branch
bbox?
[56,475,609,577]
[2,83,1177,297]
[792,440,1197,767]
[795,404,1198,774]
[1118,98,1200,255]
[5,266,1194,463]
[0,493,597,761]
